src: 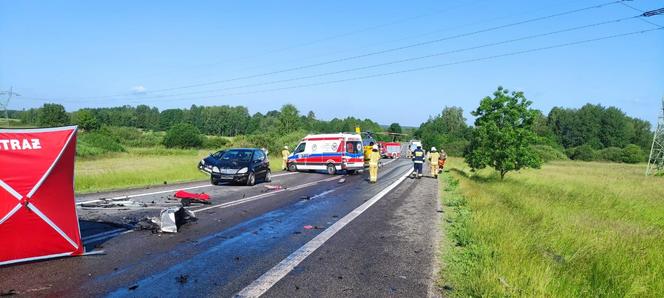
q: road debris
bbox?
[128,285,139,291]
[173,190,211,206]
[176,275,189,284]
[264,184,285,191]
[159,207,197,233]
[80,199,147,209]
[338,178,346,183]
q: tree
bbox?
[72,109,99,131]
[464,87,542,179]
[159,109,185,131]
[279,104,300,133]
[37,103,70,127]
[388,123,402,134]
[163,123,203,148]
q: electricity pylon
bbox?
[646,97,664,176]
[0,86,21,125]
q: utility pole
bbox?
[646,97,664,176]
[0,86,21,126]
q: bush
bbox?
[531,145,568,162]
[202,136,229,149]
[622,144,644,164]
[163,123,203,148]
[597,147,624,162]
[566,145,596,161]
[77,132,126,157]
[78,132,126,152]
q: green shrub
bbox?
[76,142,106,158]
[531,145,568,162]
[202,136,229,149]
[597,147,624,162]
[163,123,203,148]
[79,132,126,152]
[566,145,596,161]
[622,144,644,164]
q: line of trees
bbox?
[416,89,653,164]
[12,103,393,155]
[15,103,387,136]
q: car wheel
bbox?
[288,163,298,172]
[326,163,336,175]
[246,173,256,186]
[264,170,272,182]
[211,176,220,186]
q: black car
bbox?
[210,148,271,186]
[198,150,225,174]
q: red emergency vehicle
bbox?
[379,142,401,159]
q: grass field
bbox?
[75,148,284,193]
[438,157,664,297]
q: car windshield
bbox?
[211,150,225,159]
[221,149,253,162]
[387,146,400,153]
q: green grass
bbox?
[0,118,35,128]
[75,147,284,193]
[439,157,664,297]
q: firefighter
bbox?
[429,147,441,178]
[412,145,425,179]
[439,149,448,173]
[281,146,290,171]
[369,144,381,183]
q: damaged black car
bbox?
[210,148,271,186]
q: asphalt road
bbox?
[0,157,441,297]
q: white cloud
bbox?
[131,85,146,94]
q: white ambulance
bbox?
[287,133,364,175]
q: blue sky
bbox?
[1,0,663,127]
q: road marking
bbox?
[235,168,412,298]
[82,228,126,241]
[75,172,298,205]
[83,229,133,245]
[309,189,336,200]
[191,176,340,214]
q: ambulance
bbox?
[287,133,365,175]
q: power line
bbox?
[619,2,664,27]
[0,87,21,125]
[104,27,663,105]
[28,0,626,102]
[130,1,481,81]
[82,14,641,102]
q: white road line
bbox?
[191,175,339,214]
[235,168,412,298]
[82,228,126,241]
[75,172,298,205]
[84,230,133,244]
[309,189,336,200]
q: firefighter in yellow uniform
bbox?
[369,144,381,183]
[281,146,290,171]
[429,147,441,178]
